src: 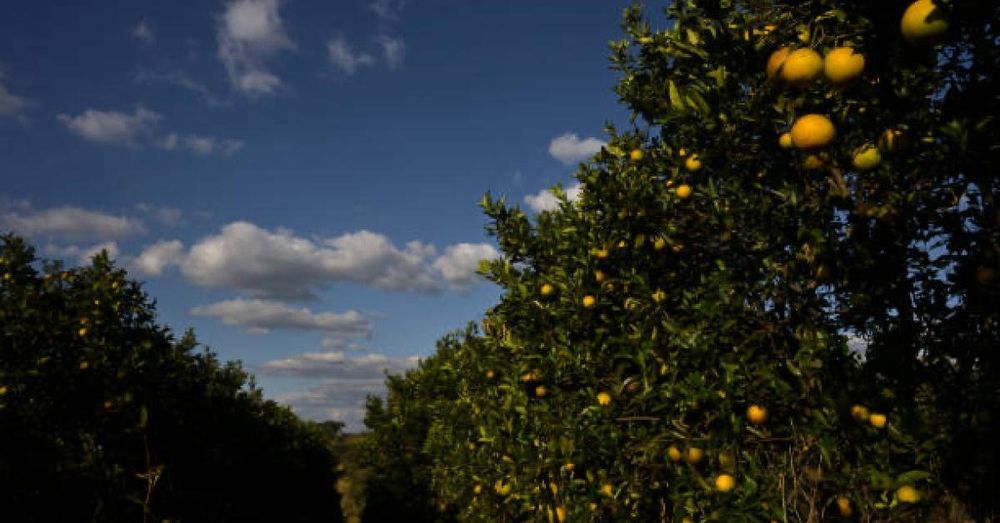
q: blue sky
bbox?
[1,0,635,430]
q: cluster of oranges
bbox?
[770,0,948,173]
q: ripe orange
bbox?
[600,483,613,497]
[802,155,824,170]
[869,412,887,428]
[629,148,644,161]
[534,385,547,398]
[850,404,870,422]
[582,295,597,308]
[667,446,682,462]
[540,283,554,296]
[715,474,735,492]
[901,0,948,45]
[780,48,823,86]
[651,289,666,302]
[778,132,793,149]
[852,144,881,171]
[824,47,865,85]
[653,237,667,251]
[685,447,704,464]
[473,484,482,495]
[494,480,511,496]
[597,392,612,406]
[594,270,605,283]
[896,485,921,503]
[485,369,495,379]
[555,506,567,523]
[685,154,702,172]
[676,184,692,199]
[766,47,791,78]
[746,404,768,425]
[836,496,852,516]
[791,114,836,149]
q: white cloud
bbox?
[136,204,184,227]
[217,0,294,97]
[132,239,185,276]
[524,181,583,213]
[327,35,374,75]
[260,351,418,379]
[157,133,244,156]
[57,107,160,146]
[275,378,387,430]
[1,204,146,240]
[133,221,495,298]
[375,35,406,68]
[432,243,499,288]
[548,133,605,165]
[134,70,225,107]
[0,78,30,120]
[368,0,406,21]
[322,337,366,351]
[191,298,372,336]
[132,20,155,45]
[45,241,121,265]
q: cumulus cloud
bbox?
[432,243,500,288]
[132,222,496,297]
[322,337,366,351]
[548,133,605,165]
[45,241,120,265]
[327,35,374,75]
[524,182,583,213]
[132,239,185,276]
[260,351,417,379]
[156,133,244,156]
[368,0,406,21]
[275,378,387,430]
[134,70,225,107]
[1,204,146,240]
[0,78,30,120]
[191,298,371,336]
[57,107,160,146]
[217,0,294,97]
[132,20,155,45]
[57,106,243,155]
[375,35,405,68]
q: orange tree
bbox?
[360,0,999,521]
[0,235,344,522]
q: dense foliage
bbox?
[361,1,999,521]
[0,235,344,522]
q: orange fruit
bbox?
[766,47,791,78]
[896,485,921,503]
[851,404,870,422]
[597,392,612,406]
[715,474,735,492]
[791,114,836,149]
[869,412,887,428]
[901,0,948,45]
[594,270,605,283]
[802,155,824,170]
[778,132,793,149]
[685,447,704,464]
[780,48,823,86]
[836,496,852,516]
[746,404,768,425]
[540,283,554,296]
[667,446,682,462]
[676,184,692,199]
[582,295,597,308]
[852,144,881,171]
[629,148,644,161]
[824,47,865,85]
[685,154,702,172]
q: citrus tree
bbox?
[0,234,344,522]
[362,0,998,521]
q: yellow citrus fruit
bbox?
[653,237,667,250]
[667,446,682,462]
[766,47,791,78]
[715,474,735,492]
[869,412,888,428]
[77,327,88,337]
[746,404,768,425]
[780,48,823,86]
[651,289,666,302]
[778,132,793,149]
[676,184,692,199]
[802,155,824,170]
[852,144,881,171]
[588,502,598,512]
[555,506,567,523]
[593,248,609,260]
[473,484,482,495]
[79,361,89,370]
[0,385,8,395]
[582,295,597,308]
[629,148,644,161]
[685,447,704,464]
[901,0,949,45]
[896,485,921,503]
[685,154,702,172]
[791,114,836,149]
[540,283,554,296]
[836,496,852,516]
[485,369,495,379]
[597,392,612,406]
[594,270,605,283]
[494,480,511,496]
[534,385,547,398]
[851,404,870,422]
[600,483,613,496]
[824,47,865,85]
